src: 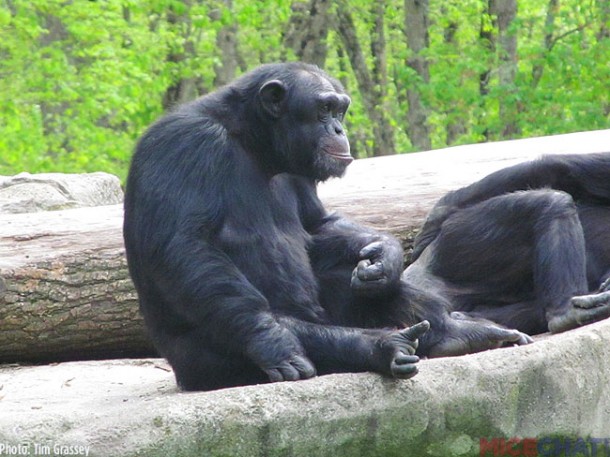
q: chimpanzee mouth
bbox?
[327,149,354,164]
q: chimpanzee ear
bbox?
[259,80,287,118]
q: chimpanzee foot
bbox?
[548,291,610,333]
[377,321,430,379]
[427,312,533,358]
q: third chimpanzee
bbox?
[406,152,610,355]
[124,63,531,391]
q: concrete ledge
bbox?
[2,319,609,457]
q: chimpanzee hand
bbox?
[427,312,533,358]
[262,354,317,383]
[375,321,430,379]
[246,326,317,383]
[351,239,403,298]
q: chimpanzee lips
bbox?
[327,148,354,164]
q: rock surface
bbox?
[1,319,609,457]
[2,130,610,456]
[0,172,123,214]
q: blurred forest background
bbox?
[1,0,609,180]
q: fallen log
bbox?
[0,205,151,362]
[1,129,609,362]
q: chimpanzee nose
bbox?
[334,120,344,135]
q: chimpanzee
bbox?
[124,63,530,391]
[406,152,610,355]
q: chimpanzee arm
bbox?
[413,152,610,261]
[293,177,404,298]
[149,230,316,381]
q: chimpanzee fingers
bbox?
[486,326,533,346]
[400,320,431,342]
[518,333,534,345]
[599,277,610,292]
[507,330,533,345]
[378,323,428,378]
[263,355,316,383]
[383,321,430,357]
[359,241,384,260]
[265,368,283,383]
[290,354,317,379]
[351,260,390,296]
[266,364,299,382]
[356,259,385,281]
[390,352,420,379]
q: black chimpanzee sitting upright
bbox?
[124,62,529,391]
[406,152,610,356]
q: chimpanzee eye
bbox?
[318,102,332,121]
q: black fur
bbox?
[123,63,429,391]
[407,152,610,354]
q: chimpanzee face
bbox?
[259,69,352,181]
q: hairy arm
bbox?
[294,176,404,298]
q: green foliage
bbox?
[0,0,609,178]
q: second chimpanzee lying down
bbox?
[125,62,534,391]
[406,152,610,355]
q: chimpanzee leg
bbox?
[453,300,546,335]
[312,227,534,357]
[418,189,591,334]
[165,317,429,391]
[159,332,268,391]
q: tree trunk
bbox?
[490,0,520,138]
[38,11,70,147]
[3,131,608,363]
[0,206,153,363]
[403,0,432,151]
[162,0,203,110]
[212,0,244,87]
[532,0,559,88]
[335,2,395,156]
[479,1,495,142]
[598,0,610,41]
[369,1,396,156]
[442,13,466,145]
[283,0,331,67]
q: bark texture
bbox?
[1,130,608,362]
[0,206,153,363]
[336,1,396,157]
[403,0,432,151]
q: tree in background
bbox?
[0,0,609,180]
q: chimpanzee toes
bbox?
[550,292,610,333]
[571,291,610,310]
